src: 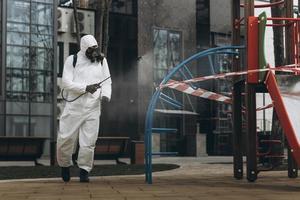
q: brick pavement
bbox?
[0,157,300,200]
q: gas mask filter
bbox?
[85,46,104,64]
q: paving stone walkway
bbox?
[0,157,300,200]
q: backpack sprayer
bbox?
[61,76,111,102]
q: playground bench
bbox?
[0,136,47,165]
[94,137,131,164]
[0,136,142,165]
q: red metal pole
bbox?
[240,0,284,8]
[268,17,300,21]
[265,72,300,166]
[266,23,293,27]
[247,17,259,83]
[295,22,300,64]
[293,23,297,65]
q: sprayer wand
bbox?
[61,76,111,102]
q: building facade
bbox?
[0,0,57,154]
[59,0,198,154]
[0,0,200,157]
[138,0,197,154]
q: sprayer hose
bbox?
[61,89,87,102]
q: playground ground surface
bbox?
[0,156,300,200]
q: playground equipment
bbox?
[144,45,244,183]
[234,0,299,182]
[144,0,300,184]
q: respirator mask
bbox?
[85,46,104,64]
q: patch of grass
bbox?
[0,164,179,180]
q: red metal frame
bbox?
[293,22,298,65]
[295,22,299,65]
[257,139,282,157]
[247,16,259,83]
[240,1,284,8]
[268,17,300,21]
[266,17,300,68]
[266,23,292,27]
[265,71,300,166]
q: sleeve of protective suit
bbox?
[61,55,86,93]
[101,58,112,100]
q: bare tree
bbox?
[271,0,284,66]
[72,0,111,54]
[95,0,112,55]
[73,0,81,49]
[102,0,112,55]
[269,0,285,166]
[95,1,104,51]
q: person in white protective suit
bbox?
[57,35,112,182]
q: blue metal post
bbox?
[144,46,244,184]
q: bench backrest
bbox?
[0,137,47,160]
[94,137,130,158]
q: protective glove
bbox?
[85,83,98,94]
[101,96,110,103]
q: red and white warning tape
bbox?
[160,64,300,109]
[241,103,273,112]
[168,79,274,111]
[167,80,232,104]
[160,65,300,89]
[256,103,274,111]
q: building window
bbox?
[69,42,78,55]
[6,0,54,103]
[196,0,210,48]
[153,28,182,83]
[4,0,55,137]
[111,0,137,15]
[7,1,30,23]
[57,42,64,77]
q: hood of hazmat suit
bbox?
[61,34,112,115]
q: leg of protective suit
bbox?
[77,113,100,172]
[57,113,83,167]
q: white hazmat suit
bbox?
[57,35,112,172]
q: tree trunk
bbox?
[95,0,111,55]
[270,0,285,166]
[95,0,104,49]
[101,0,112,55]
[73,0,81,50]
[271,0,284,66]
